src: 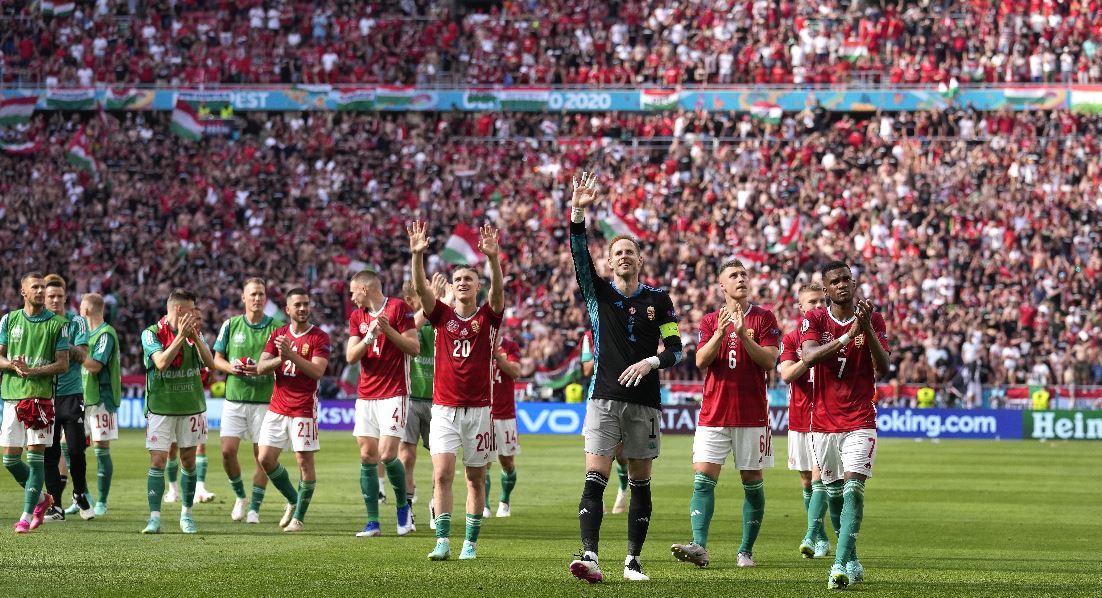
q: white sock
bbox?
[625,555,640,566]
[150,510,161,519]
[20,512,32,522]
[181,506,192,516]
[583,551,598,563]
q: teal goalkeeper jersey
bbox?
[56,310,89,396]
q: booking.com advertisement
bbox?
[112,398,1061,441]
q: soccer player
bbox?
[483,332,530,518]
[212,278,279,523]
[671,259,782,568]
[255,288,331,533]
[140,289,214,534]
[346,269,419,538]
[798,261,889,589]
[566,172,683,583]
[581,330,629,514]
[79,293,121,517]
[779,283,834,558]
[0,273,71,533]
[399,273,449,529]
[41,275,93,521]
[408,220,504,561]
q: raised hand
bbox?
[478,224,500,259]
[570,171,601,209]
[855,298,875,333]
[430,272,447,298]
[407,220,430,254]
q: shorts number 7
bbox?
[867,438,876,459]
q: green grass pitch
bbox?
[1,431,1099,597]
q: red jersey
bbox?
[779,329,813,433]
[348,298,415,400]
[265,325,332,418]
[799,307,889,433]
[698,305,781,427]
[491,336,521,420]
[426,300,502,408]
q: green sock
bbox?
[738,480,765,555]
[229,476,246,500]
[360,463,379,522]
[617,461,629,492]
[465,512,483,543]
[500,468,517,504]
[23,452,45,514]
[689,472,717,548]
[3,454,29,488]
[265,463,298,504]
[249,485,266,512]
[60,441,72,469]
[827,482,844,537]
[196,454,208,483]
[803,486,812,511]
[435,512,451,539]
[294,480,316,521]
[94,448,113,504]
[383,458,408,508]
[146,467,165,512]
[835,479,865,566]
[181,468,197,508]
[805,480,828,543]
[167,458,179,483]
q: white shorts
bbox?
[84,404,119,442]
[493,418,521,457]
[811,429,877,484]
[787,430,815,472]
[353,396,407,439]
[429,405,493,467]
[258,410,320,453]
[146,413,208,451]
[0,401,54,448]
[692,426,774,470]
[220,401,268,442]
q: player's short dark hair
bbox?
[717,258,747,275]
[799,282,826,295]
[451,265,479,281]
[168,289,196,305]
[20,272,44,286]
[605,234,641,256]
[351,269,380,287]
[44,273,66,289]
[821,260,850,278]
[285,287,310,302]
[243,277,266,290]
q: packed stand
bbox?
[1,106,1101,400]
[5,0,1102,87]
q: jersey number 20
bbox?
[452,339,472,358]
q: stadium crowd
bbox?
[1,104,1101,403]
[5,0,1102,87]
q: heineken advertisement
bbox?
[0,85,1085,113]
[1025,410,1102,440]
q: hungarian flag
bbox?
[66,125,97,179]
[938,78,960,99]
[46,89,96,110]
[840,40,867,62]
[0,139,42,155]
[41,1,75,16]
[495,88,550,111]
[373,85,431,108]
[169,99,203,140]
[597,209,648,241]
[335,89,376,111]
[0,96,37,126]
[640,89,679,111]
[533,347,582,389]
[750,102,782,124]
[768,215,801,253]
[105,88,141,110]
[736,250,767,264]
[441,223,483,265]
[1003,88,1055,107]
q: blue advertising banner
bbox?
[875,408,1022,440]
[1,86,1073,113]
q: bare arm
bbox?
[495,351,524,379]
[859,306,891,379]
[69,344,88,364]
[193,335,215,368]
[582,359,593,377]
[256,351,283,376]
[82,355,105,374]
[212,351,238,376]
[27,350,70,377]
[346,334,372,364]
[407,221,437,318]
[286,350,328,380]
[479,224,505,314]
[778,359,811,384]
[0,344,10,371]
[388,327,421,357]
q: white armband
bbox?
[838,333,852,346]
[644,356,660,368]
